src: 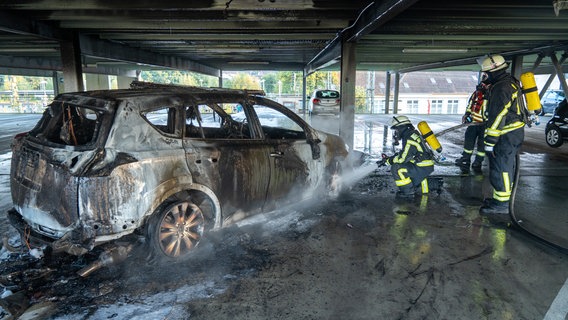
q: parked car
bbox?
[545,99,568,148]
[540,89,566,115]
[8,81,350,261]
[308,89,340,116]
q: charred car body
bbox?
[8,82,349,260]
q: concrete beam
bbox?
[78,34,220,78]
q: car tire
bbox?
[147,195,210,260]
[545,125,564,148]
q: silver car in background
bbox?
[308,89,341,116]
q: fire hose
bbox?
[426,120,568,253]
[509,153,568,253]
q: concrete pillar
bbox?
[339,39,356,150]
[385,71,391,114]
[302,70,307,116]
[52,71,62,96]
[59,33,84,93]
[393,72,400,114]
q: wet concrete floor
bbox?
[288,114,568,320]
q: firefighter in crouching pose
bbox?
[377,116,435,198]
[455,81,489,174]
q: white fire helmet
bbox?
[389,115,412,128]
[480,54,508,72]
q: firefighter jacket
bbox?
[484,73,526,150]
[465,83,489,123]
[386,128,434,167]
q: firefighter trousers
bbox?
[463,124,485,162]
[487,128,524,202]
[391,162,434,192]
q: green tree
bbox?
[306,71,339,95]
[355,85,367,113]
[262,73,279,94]
[227,73,260,90]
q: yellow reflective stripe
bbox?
[489,92,514,131]
[416,160,434,166]
[464,149,473,154]
[472,114,484,122]
[510,83,520,116]
[421,179,429,193]
[486,127,500,137]
[486,121,524,138]
[493,172,512,201]
[395,168,412,186]
[476,151,486,157]
[408,139,423,152]
[503,172,511,193]
[501,121,525,133]
[393,145,410,163]
[493,190,511,201]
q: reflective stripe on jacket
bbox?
[484,75,525,148]
[387,131,434,167]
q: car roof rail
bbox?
[129,80,266,96]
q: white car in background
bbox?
[308,89,341,116]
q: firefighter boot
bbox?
[471,157,483,174]
[396,185,415,199]
[479,199,510,216]
[454,153,471,174]
[456,158,471,174]
[426,177,444,193]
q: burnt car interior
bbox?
[144,100,305,141]
[35,103,100,146]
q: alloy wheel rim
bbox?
[158,202,205,257]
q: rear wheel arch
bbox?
[145,187,221,260]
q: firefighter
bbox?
[455,81,489,174]
[377,116,435,198]
[478,54,526,215]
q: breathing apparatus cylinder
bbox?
[417,121,442,153]
[520,72,542,112]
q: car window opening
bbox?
[38,102,100,146]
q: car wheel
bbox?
[545,125,564,148]
[147,198,206,260]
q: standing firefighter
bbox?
[455,81,489,174]
[478,54,526,215]
[377,116,435,198]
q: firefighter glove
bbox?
[376,153,389,167]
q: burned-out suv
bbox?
[8,82,349,260]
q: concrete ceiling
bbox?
[0,0,567,77]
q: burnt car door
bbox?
[249,100,325,205]
[182,102,272,220]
